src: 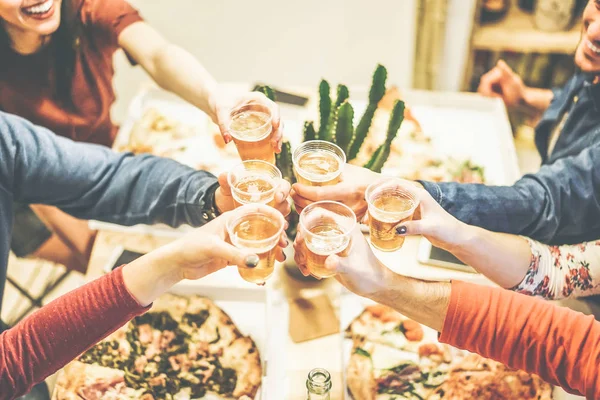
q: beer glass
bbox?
[299,201,356,278]
[293,140,345,186]
[226,204,285,285]
[228,103,275,164]
[366,178,419,252]
[227,160,281,208]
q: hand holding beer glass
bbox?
[226,204,286,285]
[227,160,282,208]
[298,201,356,279]
[228,103,275,164]
[293,140,345,186]
[365,178,419,252]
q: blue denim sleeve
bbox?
[0,112,218,227]
[419,143,600,245]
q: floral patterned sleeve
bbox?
[512,238,600,300]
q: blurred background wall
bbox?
[112,0,418,123]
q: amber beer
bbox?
[299,201,356,278]
[366,178,419,252]
[226,204,285,285]
[229,103,275,164]
[293,141,345,186]
[228,160,281,208]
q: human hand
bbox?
[165,207,288,281]
[214,172,292,217]
[291,164,379,219]
[293,226,389,298]
[478,60,526,108]
[210,88,283,152]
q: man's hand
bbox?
[215,172,292,217]
[291,164,379,219]
[478,60,526,108]
[210,88,283,152]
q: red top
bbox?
[0,267,149,398]
[0,0,143,147]
[441,280,600,399]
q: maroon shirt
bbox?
[0,267,149,398]
[0,0,143,147]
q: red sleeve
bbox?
[440,280,600,398]
[0,266,150,397]
[81,0,144,46]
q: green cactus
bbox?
[276,140,295,184]
[303,121,317,142]
[254,85,276,101]
[335,84,350,107]
[364,100,405,173]
[318,79,333,141]
[347,64,387,161]
[334,101,354,154]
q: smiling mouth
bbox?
[586,39,600,56]
[22,0,54,16]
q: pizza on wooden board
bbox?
[53,294,261,400]
[345,305,553,400]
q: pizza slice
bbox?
[347,339,449,400]
[346,305,431,353]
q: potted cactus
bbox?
[255,64,406,280]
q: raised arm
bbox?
[0,111,218,227]
[0,208,285,398]
[294,229,600,398]
[420,142,600,245]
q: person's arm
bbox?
[303,231,600,398]
[419,142,600,244]
[0,112,219,227]
[117,22,282,149]
[0,211,274,397]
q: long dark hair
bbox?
[0,0,82,108]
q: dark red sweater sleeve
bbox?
[0,267,150,398]
[440,280,600,399]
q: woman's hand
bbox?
[210,88,283,152]
[293,227,389,297]
[215,172,292,217]
[392,183,469,252]
[123,209,288,306]
[291,164,379,219]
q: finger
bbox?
[290,192,313,211]
[324,254,342,276]
[292,183,330,202]
[218,172,232,196]
[275,246,286,263]
[215,107,233,144]
[272,120,283,153]
[209,239,259,268]
[477,68,503,96]
[394,219,427,237]
[279,233,289,248]
[497,60,514,77]
[275,179,292,203]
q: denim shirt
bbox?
[421,72,600,245]
[0,112,219,309]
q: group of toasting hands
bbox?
[217,101,425,287]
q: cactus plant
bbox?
[276,140,295,184]
[334,101,354,154]
[303,121,317,142]
[364,100,405,173]
[335,84,350,107]
[347,64,387,161]
[318,80,333,141]
[254,85,276,101]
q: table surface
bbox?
[81,86,538,399]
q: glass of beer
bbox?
[366,178,419,252]
[293,140,345,186]
[299,201,356,279]
[229,103,275,164]
[227,160,281,208]
[226,204,285,285]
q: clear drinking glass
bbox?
[299,201,356,278]
[227,160,281,208]
[226,204,285,285]
[365,178,419,252]
[293,140,345,186]
[228,103,274,164]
